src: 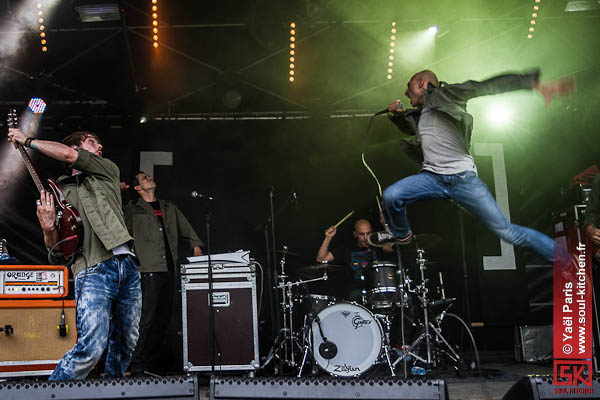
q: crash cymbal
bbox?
[296,264,353,279]
[399,234,442,251]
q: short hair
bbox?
[62,131,101,148]
[129,171,145,197]
[411,70,439,86]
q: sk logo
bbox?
[554,360,592,386]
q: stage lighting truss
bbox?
[151,0,159,48]
[387,21,396,80]
[528,0,541,39]
[37,2,47,52]
[289,22,295,82]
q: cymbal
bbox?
[398,234,441,251]
[296,264,353,279]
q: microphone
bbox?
[191,191,215,201]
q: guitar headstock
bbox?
[7,108,18,129]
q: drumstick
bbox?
[375,196,382,213]
[334,210,355,228]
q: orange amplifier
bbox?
[0,299,77,377]
[0,265,69,299]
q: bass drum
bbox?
[311,302,383,377]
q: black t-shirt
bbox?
[149,201,175,271]
[330,241,391,281]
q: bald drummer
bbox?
[316,218,393,300]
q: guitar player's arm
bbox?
[7,128,78,164]
[36,190,59,250]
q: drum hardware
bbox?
[392,248,465,373]
[262,246,329,371]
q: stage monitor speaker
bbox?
[0,375,199,400]
[210,376,449,400]
[503,376,600,400]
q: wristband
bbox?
[24,137,34,148]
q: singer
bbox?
[124,172,204,376]
[369,69,574,263]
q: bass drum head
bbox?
[311,302,382,377]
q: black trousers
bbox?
[130,271,173,374]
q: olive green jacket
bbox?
[57,148,133,277]
[388,69,541,164]
[124,198,204,273]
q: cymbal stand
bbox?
[393,248,463,371]
[376,313,396,376]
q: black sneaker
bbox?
[368,231,413,247]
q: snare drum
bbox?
[363,262,399,312]
[311,302,383,377]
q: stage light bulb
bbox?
[532,13,538,17]
[392,22,396,27]
[152,13,157,19]
[388,62,393,67]
[38,11,43,16]
[153,35,158,41]
[387,74,392,80]
[41,39,46,44]
[40,32,45,37]
[390,42,395,47]
[290,57,295,62]
[290,50,295,55]
[290,22,296,28]
[42,46,47,52]
[534,5,539,10]
[39,18,44,23]
[531,20,536,24]
[39,25,45,30]
[389,55,394,60]
[529,27,534,32]
[527,34,533,39]
[153,42,159,48]
[290,36,295,42]
[387,68,393,73]
[535,0,540,3]
[289,64,294,69]
[391,35,396,40]
[488,104,511,124]
[153,27,158,33]
[289,76,294,82]
[389,48,394,53]
[290,43,295,48]
[37,3,42,8]
[152,0,157,3]
[290,29,295,35]
[428,26,439,35]
[289,70,295,76]
[153,20,158,26]
[391,28,397,34]
[152,5,157,11]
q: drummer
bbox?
[316,218,393,300]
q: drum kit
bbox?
[263,235,472,378]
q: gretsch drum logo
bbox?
[352,315,372,330]
[333,364,361,373]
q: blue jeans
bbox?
[382,170,554,262]
[49,255,142,380]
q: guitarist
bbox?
[7,129,141,380]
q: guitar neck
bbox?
[17,145,46,193]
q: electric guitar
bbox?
[7,109,83,260]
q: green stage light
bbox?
[488,105,510,125]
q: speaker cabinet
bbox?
[503,376,600,400]
[0,300,76,377]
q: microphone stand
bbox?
[203,203,215,373]
[268,185,283,374]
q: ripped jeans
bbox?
[382,170,554,262]
[49,254,142,380]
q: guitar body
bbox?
[7,108,83,261]
[46,179,84,260]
